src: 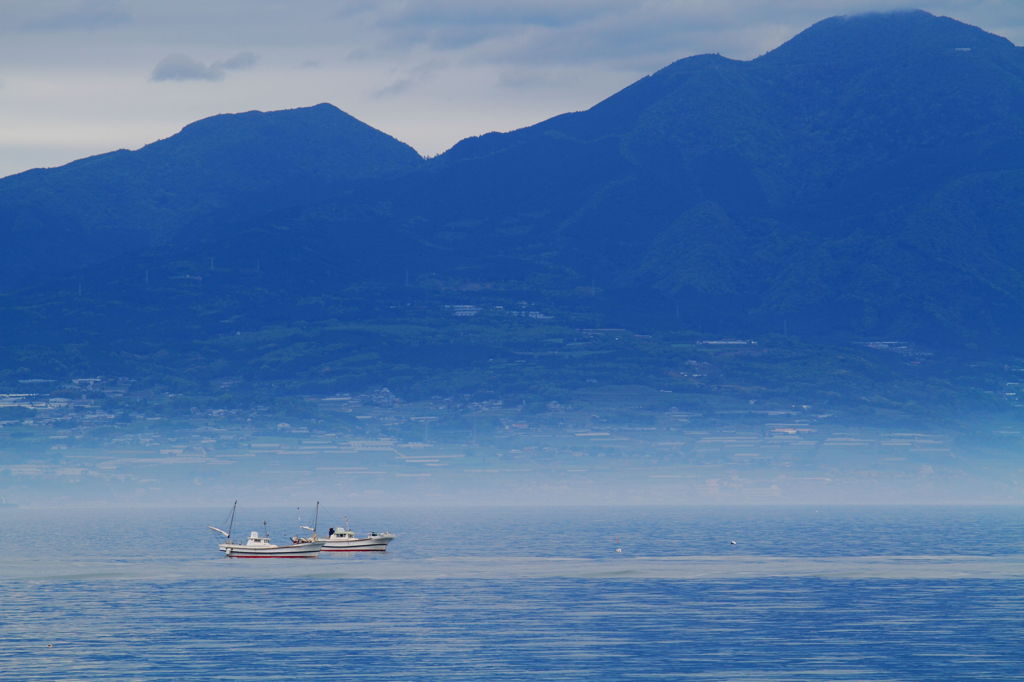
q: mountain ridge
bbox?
[2,9,1024,407]
[0,102,422,290]
[761,9,1017,65]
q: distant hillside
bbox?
[0,103,422,290]
[2,9,1024,405]
[355,9,1024,346]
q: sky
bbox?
[1,0,1022,179]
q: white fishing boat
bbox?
[319,522,395,552]
[222,529,323,558]
[209,501,324,558]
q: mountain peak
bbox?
[169,102,392,146]
[138,102,423,179]
[760,9,1015,64]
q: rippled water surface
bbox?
[2,506,1022,680]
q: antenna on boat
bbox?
[312,501,320,541]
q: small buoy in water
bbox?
[730,540,737,545]
[615,547,623,553]
[47,644,53,648]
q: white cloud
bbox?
[151,53,224,82]
[150,52,259,82]
[218,51,258,70]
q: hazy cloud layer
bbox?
[19,0,131,32]
[337,0,988,64]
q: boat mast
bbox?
[227,500,236,540]
[207,499,238,539]
[312,501,320,541]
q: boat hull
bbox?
[321,535,394,552]
[223,542,323,558]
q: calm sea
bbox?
[1,506,1022,680]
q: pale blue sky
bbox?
[1,0,1022,178]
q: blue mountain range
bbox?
[1,10,1022,410]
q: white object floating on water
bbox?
[730,540,737,545]
[615,547,623,553]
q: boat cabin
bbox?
[245,531,273,546]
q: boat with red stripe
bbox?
[209,500,324,558]
[320,525,395,552]
[223,530,323,558]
